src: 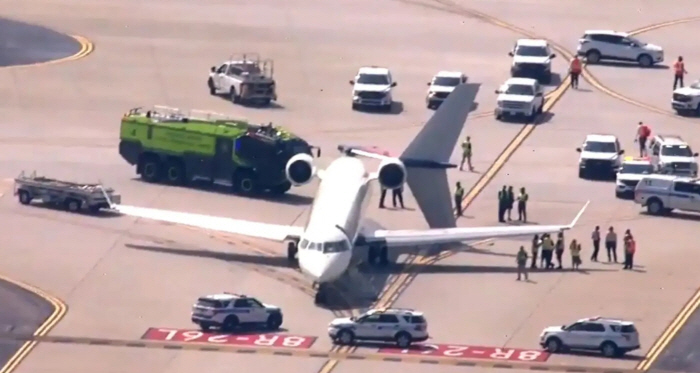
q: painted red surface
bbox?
[142,328,317,349]
[378,343,550,362]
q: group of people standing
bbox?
[498,186,529,223]
[516,226,638,280]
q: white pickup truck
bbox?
[671,80,700,116]
[208,53,277,106]
[494,78,545,121]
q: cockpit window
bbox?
[322,241,350,253]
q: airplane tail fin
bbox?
[403,83,480,229]
[336,83,480,229]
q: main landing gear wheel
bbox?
[287,241,298,262]
[314,284,329,304]
[367,245,389,266]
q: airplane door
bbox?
[213,137,234,181]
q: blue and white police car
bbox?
[191,292,283,331]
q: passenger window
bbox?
[307,242,316,250]
[607,35,624,44]
[361,314,381,323]
[216,64,228,74]
[378,315,399,323]
[582,323,606,332]
[248,299,263,308]
[673,182,694,193]
[234,299,249,308]
[566,323,584,331]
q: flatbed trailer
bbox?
[13,171,121,214]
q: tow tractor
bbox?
[208,53,277,106]
[13,171,121,213]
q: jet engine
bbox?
[285,153,316,186]
[377,158,406,190]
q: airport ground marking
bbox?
[0,332,657,373]
[379,343,550,362]
[141,327,317,349]
[635,287,700,370]
[0,276,67,373]
[1,34,94,70]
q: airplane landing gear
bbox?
[287,241,298,263]
[367,245,389,267]
[314,283,329,304]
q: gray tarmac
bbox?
[648,304,700,373]
[1,0,700,372]
[0,17,81,67]
[0,278,53,368]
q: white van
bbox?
[634,174,700,215]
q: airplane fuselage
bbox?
[296,157,374,284]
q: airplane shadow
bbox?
[130,178,313,206]
[124,243,395,310]
[124,242,524,311]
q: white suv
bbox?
[426,71,467,109]
[615,157,654,198]
[494,78,545,121]
[540,317,640,357]
[509,39,556,83]
[191,293,283,331]
[576,134,624,178]
[328,308,429,348]
[634,174,700,215]
[649,134,699,176]
[672,80,700,116]
[350,67,396,111]
[577,30,664,67]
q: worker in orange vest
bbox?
[673,56,688,90]
[569,56,582,89]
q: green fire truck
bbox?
[119,106,319,195]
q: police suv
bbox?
[576,134,624,179]
[671,80,700,116]
[191,293,283,331]
[649,134,699,176]
[634,174,700,215]
[615,157,654,198]
[508,39,556,83]
[425,71,467,109]
[540,316,640,357]
[328,308,429,348]
[350,66,396,111]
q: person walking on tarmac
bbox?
[517,187,529,222]
[555,232,565,269]
[591,226,601,262]
[516,246,529,281]
[506,186,515,221]
[460,136,473,171]
[531,234,541,269]
[392,185,404,209]
[454,182,465,217]
[605,226,618,263]
[623,229,637,270]
[673,56,688,90]
[569,56,583,89]
[498,186,507,222]
[635,121,652,157]
[378,186,388,208]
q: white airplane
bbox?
[107,83,589,304]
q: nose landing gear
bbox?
[314,283,329,304]
[367,245,389,266]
